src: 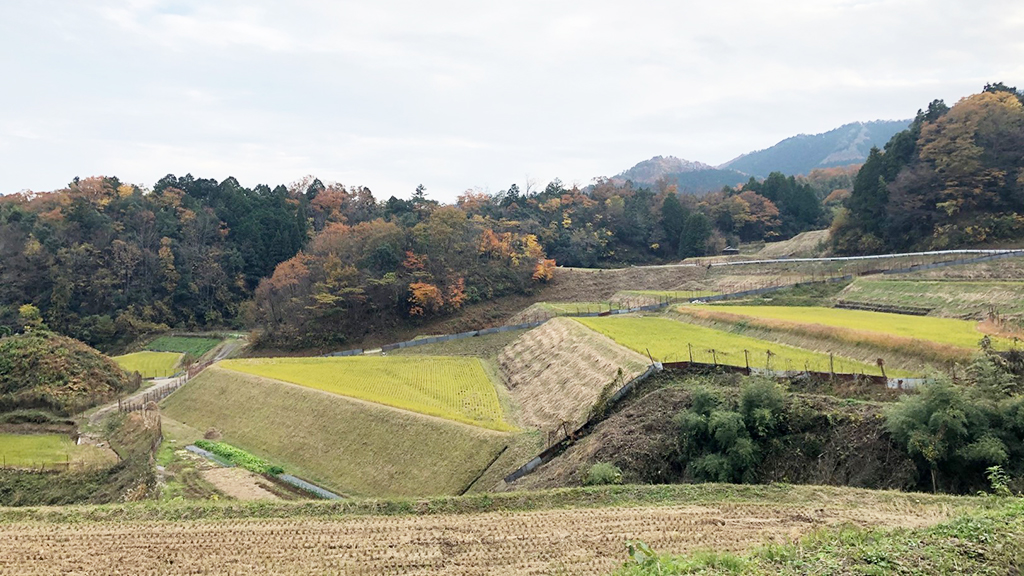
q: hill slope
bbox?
[0,330,135,415]
[721,120,910,177]
[612,156,749,194]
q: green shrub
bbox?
[584,462,623,486]
[193,440,284,476]
[674,381,784,484]
[884,377,1023,493]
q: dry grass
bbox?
[201,467,280,501]
[497,318,651,432]
[544,266,707,301]
[755,229,831,258]
[692,303,1021,361]
[0,499,951,575]
[662,311,933,376]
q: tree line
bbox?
[833,83,1024,253]
[1,165,833,349]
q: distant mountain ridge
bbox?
[614,156,714,182]
[611,156,748,195]
[719,119,911,178]
[608,119,911,195]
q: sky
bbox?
[2,1,1022,201]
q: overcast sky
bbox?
[2,1,1022,200]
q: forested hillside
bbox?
[721,120,910,177]
[252,175,830,346]
[0,175,307,350]
[833,84,1024,253]
[1,171,834,349]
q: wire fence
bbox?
[0,457,110,473]
[119,359,214,413]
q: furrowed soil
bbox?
[497,318,651,431]
[0,499,951,575]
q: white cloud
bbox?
[1,0,1022,198]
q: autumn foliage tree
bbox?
[250,206,554,348]
[833,85,1024,253]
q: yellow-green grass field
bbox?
[694,305,1016,352]
[574,316,910,377]
[0,433,116,468]
[161,367,520,497]
[219,356,512,431]
[112,351,183,378]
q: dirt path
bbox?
[0,502,948,575]
[88,377,182,425]
[201,467,279,501]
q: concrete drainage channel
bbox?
[185,445,343,500]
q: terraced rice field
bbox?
[0,433,115,467]
[220,356,511,430]
[839,279,1024,316]
[111,351,183,378]
[145,335,222,357]
[574,316,905,376]
[0,499,949,575]
[693,305,1016,351]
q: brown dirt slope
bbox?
[509,377,915,492]
[497,318,650,432]
[544,265,706,301]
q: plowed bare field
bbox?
[0,502,948,575]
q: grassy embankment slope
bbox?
[111,351,183,378]
[574,316,905,376]
[679,304,1014,363]
[160,366,511,497]
[840,278,1024,317]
